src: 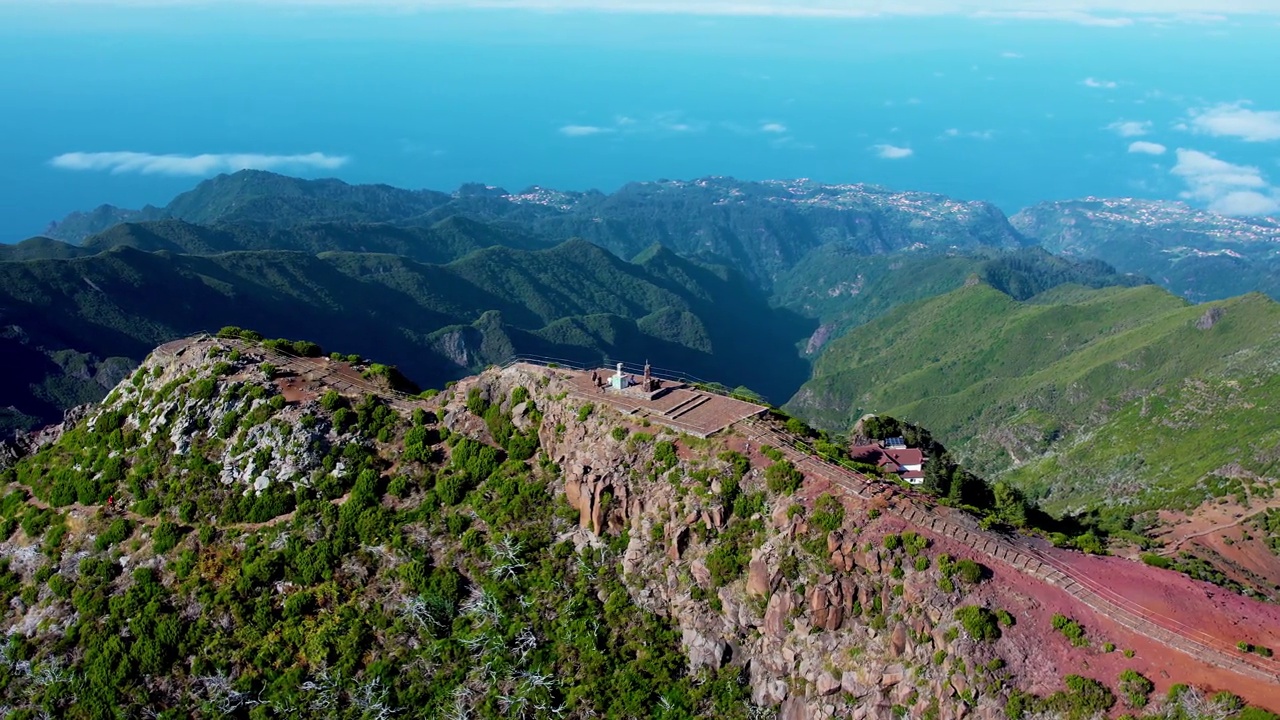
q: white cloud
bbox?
[20,1,1280,21]
[1000,51,1024,58]
[1171,148,1280,216]
[1210,191,1280,216]
[974,10,1134,26]
[940,128,994,140]
[49,151,348,176]
[560,112,703,138]
[1127,140,1167,155]
[559,124,613,137]
[760,122,787,133]
[1082,77,1119,89]
[1107,120,1150,137]
[1186,102,1280,142]
[873,144,913,159]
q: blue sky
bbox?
[1,1,1279,241]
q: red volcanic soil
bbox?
[1145,497,1280,603]
[1051,550,1280,652]
[971,535,1280,710]
[276,375,316,404]
[841,500,1280,711]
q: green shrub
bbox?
[320,389,345,412]
[1051,614,1089,647]
[1118,669,1154,709]
[611,427,629,442]
[191,377,218,401]
[883,533,901,551]
[654,441,679,472]
[706,520,762,587]
[1140,553,1172,569]
[764,460,804,494]
[1042,675,1115,720]
[954,606,1001,641]
[811,494,845,532]
[152,521,184,555]
[576,403,594,422]
[954,559,984,584]
[94,518,134,551]
[995,609,1016,627]
[388,475,411,498]
[901,531,929,556]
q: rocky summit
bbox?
[1,333,1277,718]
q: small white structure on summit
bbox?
[610,362,631,391]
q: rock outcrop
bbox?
[440,365,1019,720]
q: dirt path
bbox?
[1156,495,1280,556]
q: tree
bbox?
[992,482,1029,528]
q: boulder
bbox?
[780,697,810,720]
[889,622,908,658]
[841,670,872,698]
[751,674,789,706]
[681,626,727,670]
[879,665,905,687]
[747,552,772,597]
[816,671,841,696]
[668,526,688,562]
[764,591,794,638]
[690,559,712,588]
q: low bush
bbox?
[954,606,1001,641]
[1051,614,1089,647]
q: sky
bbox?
[1,1,1279,241]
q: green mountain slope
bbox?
[0,239,811,432]
[787,283,1280,512]
[773,245,1149,352]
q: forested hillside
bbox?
[0,238,811,433]
[788,283,1280,513]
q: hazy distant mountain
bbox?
[40,170,1031,285]
[14,216,550,266]
[1011,197,1280,302]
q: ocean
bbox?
[1,5,1277,242]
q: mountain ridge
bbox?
[787,281,1280,516]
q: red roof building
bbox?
[850,441,927,485]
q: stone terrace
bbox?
[529,364,768,438]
